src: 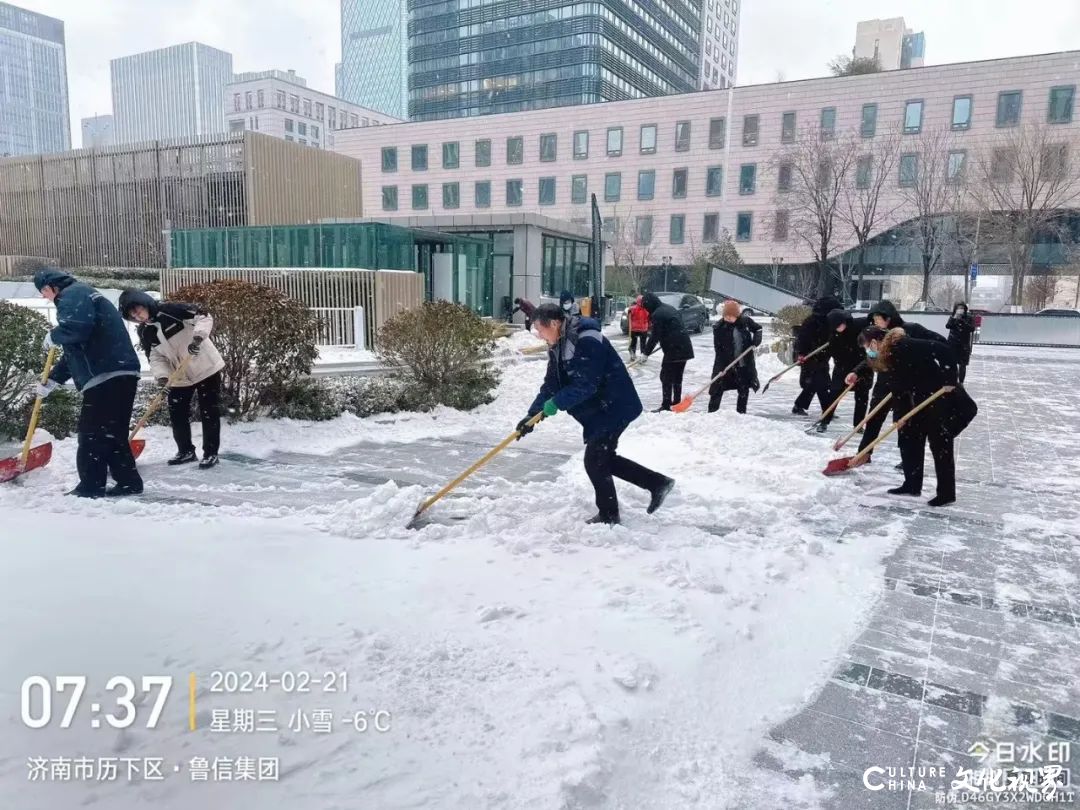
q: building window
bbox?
[903,100,923,134]
[443,182,460,209]
[574,130,589,159]
[285,135,293,142]
[328,108,337,129]
[991,148,1014,183]
[507,136,524,165]
[952,96,973,130]
[706,166,723,196]
[675,120,691,151]
[381,147,397,172]
[275,91,286,109]
[899,153,919,187]
[284,118,294,133]
[774,210,789,241]
[297,123,307,136]
[709,117,726,149]
[540,133,557,162]
[1041,143,1069,178]
[856,155,872,189]
[670,214,685,244]
[820,107,836,140]
[257,90,265,108]
[778,162,793,192]
[233,93,241,112]
[539,177,556,205]
[506,179,523,206]
[637,170,655,201]
[572,174,587,204]
[946,150,967,184]
[312,125,320,140]
[604,172,621,202]
[315,102,324,121]
[781,111,796,144]
[672,168,688,198]
[739,164,756,194]
[742,115,759,146]
[736,212,753,242]
[228,119,244,132]
[382,186,398,211]
[243,91,252,111]
[1048,86,1075,124]
[411,144,428,171]
[441,142,459,169]
[860,103,878,138]
[703,213,719,242]
[350,113,359,128]
[290,95,299,113]
[996,91,1022,127]
[412,184,428,210]
[475,139,491,167]
[634,216,653,245]
[607,127,624,156]
[475,181,491,208]
[303,99,312,117]
[640,124,657,155]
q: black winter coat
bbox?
[795,296,842,370]
[710,316,762,393]
[946,313,976,364]
[828,313,870,377]
[641,294,694,363]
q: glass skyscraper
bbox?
[338,0,408,119]
[111,42,233,145]
[407,0,702,121]
[0,1,70,157]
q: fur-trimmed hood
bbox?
[868,327,906,373]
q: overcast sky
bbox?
[19,0,1080,145]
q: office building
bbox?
[854,17,925,71]
[226,70,399,151]
[407,0,702,121]
[111,42,233,144]
[699,0,740,90]
[0,1,70,156]
[338,0,407,119]
[335,50,1080,297]
[0,132,362,267]
[81,114,114,148]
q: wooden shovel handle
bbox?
[687,346,755,402]
[20,347,58,468]
[834,392,892,451]
[848,388,950,467]
[129,355,193,441]
[765,342,829,386]
[817,381,854,423]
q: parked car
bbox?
[909,300,948,313]
[619,292,709,335]
[1035,308,1080,317]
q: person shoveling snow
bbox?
[515,303,675,526]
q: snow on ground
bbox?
[315,346,378,365]
[0,336,909,809]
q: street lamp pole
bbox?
[662,255,671,291]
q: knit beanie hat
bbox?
[722,299,741,318]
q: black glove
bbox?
[187,336,204,356]
[515,415,538,440]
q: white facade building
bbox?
[225,71,400,150]
[854,17,925,71]
[80,114,114,148]
[698,0,740,90]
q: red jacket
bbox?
[628,303,650,333]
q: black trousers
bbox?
[659,361,687,409]
[822,367,871,426]
[899,409,956,499]
[794,364,830,412]
[583,427,668,519]
[76,375,142,492]
[629,333,644,354]
[708,387,749,414]
[958,363,968,385]
[858,379,907,455]
[167,371,222,457]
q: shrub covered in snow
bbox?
[267,378,343,422]
[328,375,435,418]
[376,301,499,411]
[774,304,811,338]
[0,301,48,426]
[169,280,319,420]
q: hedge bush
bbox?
[0,301,49,427]
[169,280,319,420]
[266,378,343,422]
[774,304,812,338]
[376,301,499,411]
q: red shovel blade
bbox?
[822,456,855,476]
[0,442,53,483]
[130,439,146,460]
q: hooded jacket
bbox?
[529,316,643,442]
[868,300,948,344]
[945,308,976,363]
[559,290,580,316]
[826,309,871,377]
[794,296,843,368]
[35,269,140,392]
[640,293,694,362]
[118,289,224,387]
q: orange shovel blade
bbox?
[130,439,146,460]
[671,396,695,413]
[822,456,855,476]
[0,442,53,483]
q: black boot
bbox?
[586,512,620,525]
[814,421,829,433]
[791,406,808,416]
[927,494,956,508]
[106,482,143,497]
[888,485,922,496]
[647,478,675,514]
[894,461,904,471]
[168,450,198,466]
[66,485,105,499]
[199,455,219,470]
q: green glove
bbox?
[542,398,559,417]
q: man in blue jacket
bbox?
[515,304,674,525]
[33,269,144,498]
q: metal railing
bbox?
[312,307,357,347]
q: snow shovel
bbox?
[761,343,829,394]
[129,356,192,459]
[822,388,950,476]
[833,393,893,452]
[0,348,59,484]
[672,346,755,413]
[407,411,546,529]
[805,381,854,434]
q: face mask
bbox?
[866,349,879,360]
[562,302,572,311]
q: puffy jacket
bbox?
[711,315,761,393]
[119,289,224,387]
[946,311,976,364]
[628,298,650,333]
[826,310,871,377]
[35,269,140,392]
[529,317,643,443]
[869,300,948,344]
[640,293,694,362]
[795,296,842,368]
